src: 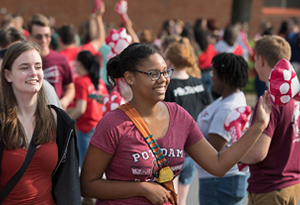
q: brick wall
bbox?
[0,0,296,40]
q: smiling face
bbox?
[4,49,43,96]
[131,53,170,103]
[29,25,51,56]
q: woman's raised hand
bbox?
[255,90,272,130]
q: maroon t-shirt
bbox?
[90,102,203,205]
[42,50,73,99]
[249,99,300,193]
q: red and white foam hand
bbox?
[92,0,103,14]
[105,27,132,59]
[224,106,252,172]
[115,0,129,25]
[224,106,252,143]
[268,58,300,106]
[102,91,126,116]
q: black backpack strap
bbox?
[0,138,36,203]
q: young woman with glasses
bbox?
[80,43,271,205]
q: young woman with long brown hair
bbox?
[0,42,80,204]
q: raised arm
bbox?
[89,1,106,51]
[115,0,139,43]
[124,18,139,43]
[186,91,271,177]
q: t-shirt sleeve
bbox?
[75,79,88,101]
[208,109,231,142]
[90,110,124,155]
[251,100,278,138]
[185,118,204,148]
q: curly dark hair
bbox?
[212,53,248,89]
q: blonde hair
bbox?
[255,35,291,68]
[162,36,201,78]
[160,34,182,53]
[166,42,195,69]
[139,29,154,43]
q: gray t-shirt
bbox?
[43,80,62,108]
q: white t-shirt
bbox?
[196,91,247,178]
[214,40,239,53]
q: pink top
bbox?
[90,102,203,204]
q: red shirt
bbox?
[75,75,108,133]
[198,44,218,70]
[0,141,58,204]
[60,43,98,79]
[233,44,243,56]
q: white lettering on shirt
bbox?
[43,65,59,83]
[168,148,175,157]
[176,149,183,158]
[173,85,204,97]
[141,151,149,160]
[132,153,140,162]
[131,148,184,163]
[292,102,300,143]
[161,148,167,156]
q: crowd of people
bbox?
[0,1,299,205]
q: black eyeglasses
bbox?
[133,67,174,81]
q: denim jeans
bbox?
[199,173,249,205]
[178,155,196,185]
[201,69,213,93]
[77,128,95,168]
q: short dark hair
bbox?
[223,25,237,47]
[57,24,76,45]
[212,53,249,89]
[106,43,159,88]
[0,27,26,48]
